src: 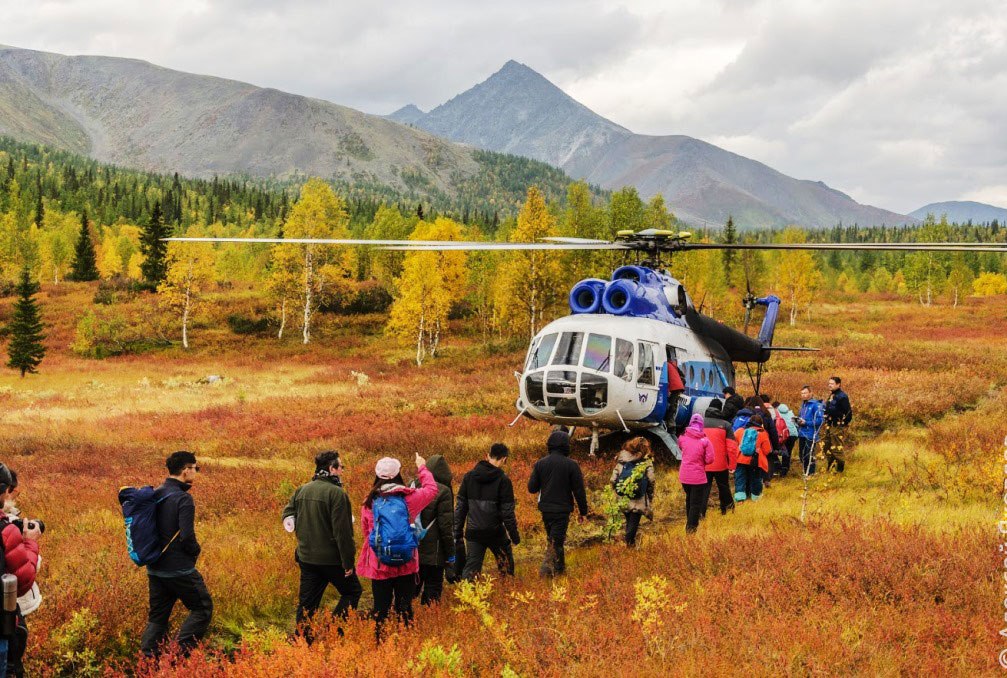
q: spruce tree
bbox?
[70,209,99,281]
[6,268,46,377]
[722,215,737,286]
[141,200,168,284]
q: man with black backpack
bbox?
[140,451,212,658]
[455,443,520,580]
[822,377,853,473]
[609,437,656,546]
[528,430,588,576]
[282,451,361,636]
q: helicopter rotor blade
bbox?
[683,242,1007,252]
[378,242,631,251]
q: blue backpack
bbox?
[369,495,418,566]
[740,428,760,459]
[118,486,176,566]
[614,460,649,500]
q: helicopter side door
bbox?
[635,340,663,420]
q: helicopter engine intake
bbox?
[569,278,607,314]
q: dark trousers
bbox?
[141,570,213,657]
[295,561,362,630]
[682,483,707,533]
[767,451,780,479]
[780,438,796,476]
[462,537,515,579]
[416,565,444,605]
[704,470,733,515]
[624,512,642,546]
[822,426,847,472]
[540,512,570,576]
[371,575,416,633]
[799,436,817,475]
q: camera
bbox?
[10,519,44,535]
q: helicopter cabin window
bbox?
[582,334,612,372]
[527,333,557,371]
[551,332,584,366]
[688,364,696,384]
[700,368,708,388]
[614,339,634,381]
[637,342,656,386]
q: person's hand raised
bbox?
[415,453,426,469]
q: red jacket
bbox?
[734,427,772,473]
[1,517,39,596]
[704,426,740,472]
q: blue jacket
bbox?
[797,399,824,440]
[731,408,754,434]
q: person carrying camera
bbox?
[1,468,42,678]
[140,451,212,658]
[0,463,39,678]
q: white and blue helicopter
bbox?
[172,229,1007,458]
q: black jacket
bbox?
[824,389,853,427]
[149,477,201,575]
[454,461,520,545]
[723,394,745,421]
[412,455,455,566]
[528,451,589,516]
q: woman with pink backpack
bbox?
[357,453,438,636]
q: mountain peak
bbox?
[385,103,425,124]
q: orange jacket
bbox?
[734,427,771,473]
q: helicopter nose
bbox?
[523,368,608,417]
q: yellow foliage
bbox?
[386,217,467,364]
[493,186,561,338]
[158,227,216,349]
[972,271,1007,296]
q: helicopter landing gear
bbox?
[589,427,600,457]
[646,423,682,461]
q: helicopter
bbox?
[170,229,1007,458]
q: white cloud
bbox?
[0,0,1004,214]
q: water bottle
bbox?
[1,573,16,635]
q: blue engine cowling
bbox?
[569,278,607,314]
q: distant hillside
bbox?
[386,104,426,125]
[909,201,1007,224]
[0,46,580,213]
[405,61,912,229]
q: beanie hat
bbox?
[375,457,401,480]
[0,463,12,489]
[547,430,571,455]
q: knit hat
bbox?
[375,457,401,480]
[0,463,12,488]
[547,429,571,455]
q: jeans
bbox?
[371,575,416,634]
[682,483,707,532]
[799,436,818,475]
[462,538,515,580]
[780,438,796,476]
[295,561,362,631]
[540,512,571,576]
[733,464,764,501]
[704,470,733,515]
[416,565,444,605]
[141,570,213,657]
[624,512,642,546]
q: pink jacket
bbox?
[356,465,437,580]
[679,414,714,485]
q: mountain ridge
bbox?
[403,61,913,229]
[909,200,1006,224]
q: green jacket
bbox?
[412,455,455,567]
[282,476,355,570]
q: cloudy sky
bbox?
[1,0,1004,213]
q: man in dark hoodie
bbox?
[282,450,360,636]
[411,454,455,604]
[722,387,745,421]
[527,430,588,577]
[822,376,853,473]
[455,444,519,579]
[141,451,213,658]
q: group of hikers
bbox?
[52,376,841,662]
[127,376,853,659]
[675,376,854,533]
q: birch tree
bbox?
[158,232,215,349]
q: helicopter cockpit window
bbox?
[551,332,584,366]
[527,333,557,371]
[582,334,612,372]
[637,342,655,386]
[614,339,634,381]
